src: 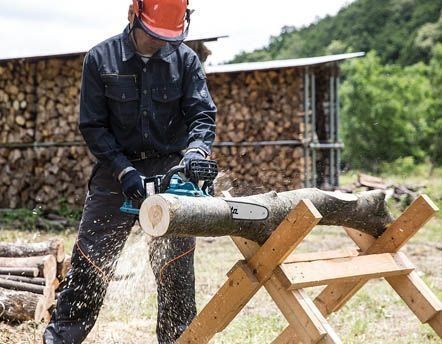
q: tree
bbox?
[340,51,435,170]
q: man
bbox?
[43,1,216,343]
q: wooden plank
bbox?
[179,201,321,343]
[286,253,414,290]
[387,270,442,323]
[285,248,360,264]
[232,237,341,344]
[427,311,442,338]
[177,261,260,344]
[247,200,322,282]
[314,195,438,316]
[348,224,442,335]
[344,228,375,251]
[271,326,299,344]
[366,195,438,254]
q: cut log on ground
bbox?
[0,287,45,322]
[0,267,39,277]
[0,255,57,281]
[0,278,46,294]
[0,239,65,263]
[0,275,45,286]
[140,189,394,244]
[57,254,71,280]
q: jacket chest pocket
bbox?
[103,75,139,130]
[151,86,183,123]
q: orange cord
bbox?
[76,240,196,286]
[75,241,111,284]
[159,244,196,284]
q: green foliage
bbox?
[340,51,439,170]
[230,0,442,65]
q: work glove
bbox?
[120,169,146,201]
[180,149,206,180]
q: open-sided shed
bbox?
[0,48,363,209]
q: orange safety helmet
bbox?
[132,0,191,43]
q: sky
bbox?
[0,0,355,65]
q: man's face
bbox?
[133,28,167,55]
[128,4,167,56]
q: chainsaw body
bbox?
[120,159,269,222]
[120,160,216,216]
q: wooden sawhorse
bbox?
[177,195,441,343]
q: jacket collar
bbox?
[121,24,179,63]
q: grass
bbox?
[0,166,441,343]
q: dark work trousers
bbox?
[43,154,196,344]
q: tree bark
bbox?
[0,287,44,322]
[0,239,65,263]
[140,189,394,244]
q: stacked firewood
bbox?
[212,145,305,194]
[0,146,94,209]
[0,56,310,208]
[208,68,306,192]
[208,69,305,142]
[35,57,83,143]
[0,239,71,323]
[0,61,36,144]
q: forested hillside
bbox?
[231,0,442,66]
[230,0,442,171]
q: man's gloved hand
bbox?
[180,149,206,180]
[120,169,146,200]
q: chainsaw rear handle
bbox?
[160,159,218,193]
[160,165,185,193]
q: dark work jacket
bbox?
[79,25,217,177]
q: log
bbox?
[0,255,57,281]
[0,287,44,322]
[0,274,45,286]
[0,239,65,262]
[57,255,71,280]
[0,267,39,277]
[0,278,46,295]
[140,189,394,244]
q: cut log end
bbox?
[140,195,171,236]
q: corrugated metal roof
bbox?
[0,35,228,63]
[205,52,365,74]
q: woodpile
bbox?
[0,146,94,209]
[339,173,426,208]
[0,55,321,209]
[0,61,36,144]
[0,239,71,323]
[208,68,306,193]
[212,145,305,194]
[34,57,83,143]
[208,69,304,142]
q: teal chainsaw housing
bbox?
[120,175,211,216]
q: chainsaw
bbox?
[120,159,269,221]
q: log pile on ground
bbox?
[339,173,426,207]
[0,239,71,323]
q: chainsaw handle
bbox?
[160,165,185,193]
